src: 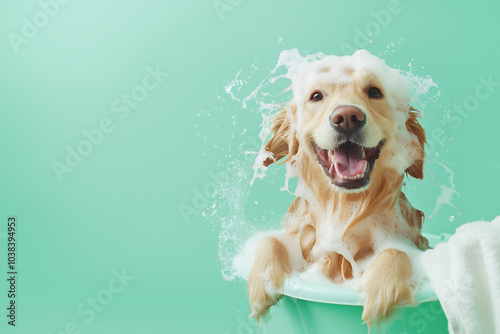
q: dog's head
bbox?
[264,51,425,196]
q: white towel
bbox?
[422,216,500,334]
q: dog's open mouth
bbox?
[314,140,385,190]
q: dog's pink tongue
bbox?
[330,144,366,176]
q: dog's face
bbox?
[296,68,393,191]
[264,52,425,196]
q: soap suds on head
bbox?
[201,48,449,293]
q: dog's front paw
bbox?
[247,236,290,322]
[248,278,277,321]
[361,277,414,326]
[360,249,415,326]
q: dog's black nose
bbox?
[330,106,366,133]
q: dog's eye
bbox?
[368,87,383,99]
[310,91,323,101]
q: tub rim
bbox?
[277,232,450,306]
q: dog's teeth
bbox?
[327,150,333,160]
[338,173,367,180]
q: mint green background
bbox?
[1,1,499,333]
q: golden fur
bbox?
[248,237,291,320]
[361,249,414,322]
[248,67,428,327]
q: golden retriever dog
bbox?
[247,51,429,326]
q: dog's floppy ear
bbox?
[405,107,426,179]
[263,104,299,166]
